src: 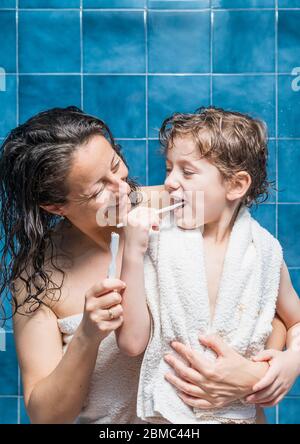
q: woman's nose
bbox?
[107,176,130,197]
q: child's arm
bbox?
[246,261,300,406]
[115,207,160,356]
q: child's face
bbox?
[164,136,229,229]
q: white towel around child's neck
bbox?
[137,206,283,424]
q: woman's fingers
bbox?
[93,304,123,321]
[177,392,215,409]
[169,342,214,379]
[97,316,124,332]
[86,278,126,299]
[86,291,123,312]
[164,353,205,386]
[164,372,211,400]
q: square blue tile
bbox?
[279,398,300,424]
[213,75,276,137]
[212,0,275,7]
[0,334,18,396]
[0,398,17,424]
[278,75,300,138]
[148,75,210,138]
[0,75,17,138]
[0,12,16,73]
[148,0,210,8]
[19,0,80,6]
[1,294,14,331]
[213,11,275,73]
[20,397,30,424]
[289,376,300,396]
[148,11,210,73]
[84,75,146,138]
[148,139,166,186]
[278,204,300,268]
[83,11,145,73]
[289,269,300,296]
[19,11,80,73]
[278,140,300,203]
[278,0,300,6]
[250,204,276,236]
[19,75,81,124]
[264,406,276,424]
[84,0,146,7]
[0,0,16,7]
[278,11,300,73]
[119,140,147,185]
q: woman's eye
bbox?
[91,185,105,199]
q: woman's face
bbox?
[62,135,131,235]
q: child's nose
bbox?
[164,172,180,192]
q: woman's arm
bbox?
[245,261,300,406]
[163,335,269,410]
[14,278,125,423]
[265,315,287,351]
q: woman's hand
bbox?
[80,278,126,343]
[245,349,300,407]
[164,335,269,409]
[123,206,160,254]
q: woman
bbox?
[0,106,285,424]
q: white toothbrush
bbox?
[107,232,120,279]
[116,201,183,229]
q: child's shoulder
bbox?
[250,212,283,256]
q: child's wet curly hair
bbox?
[159,106,275,207]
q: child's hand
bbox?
[123,206,160,254]
[245,349,300,407]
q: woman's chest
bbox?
[52,247,124,319]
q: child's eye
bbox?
[166,167,172,174]
[183,170,195,176]
[112,159,121,173]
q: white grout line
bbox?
[144,9,149,186]
[210,7,213,105]
[9,72,296,76]
[275,4,279,241]
[80,0,83,110]
[8,71,291,77]
[1,7,300,12]
[275,1,279,424]
[16,0,19,126]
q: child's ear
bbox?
[226,171,252,202]
[40,204,66,217]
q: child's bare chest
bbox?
[203,240,228,318]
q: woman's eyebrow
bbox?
[91,152,118,187]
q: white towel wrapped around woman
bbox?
[137,206,283,424]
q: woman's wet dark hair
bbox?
[0,106,139,325]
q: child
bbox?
[116,107,300,424]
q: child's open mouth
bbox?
[170,195,186,209]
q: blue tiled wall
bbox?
[0,0,299,424]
